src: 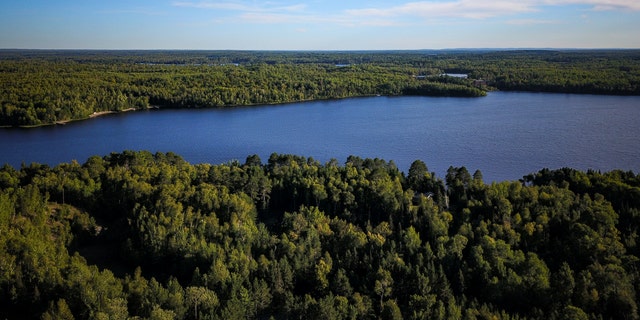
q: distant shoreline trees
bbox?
[2,49,639,126]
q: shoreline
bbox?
[7,107,142,128]
[3,85,634,129]
[90,108,136,119]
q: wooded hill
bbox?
[1,151,640,319]
[2,50,639,126]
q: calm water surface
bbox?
[1,92,639,182]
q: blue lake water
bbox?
[1,92,639,182]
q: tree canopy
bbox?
[1,151,640,319]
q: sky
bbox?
[1,0,639,50]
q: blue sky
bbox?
[1,0,638,50]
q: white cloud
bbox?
[346,1,537,20]
[540,0,640,11]
[340,0,640,28]
[345,0,640,21]
[171,0,640,28]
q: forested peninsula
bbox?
[2,49,640,127]
[2,151,640,319]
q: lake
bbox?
[1,92,639,182]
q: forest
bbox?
[2,49,640,126]
[1,150,640,319]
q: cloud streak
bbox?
[346,1,536,20]
[540,0,640,11]
[345,0,640,21]
[171,0,640,28]
[505,18,561,25]
[173,1,356,26]
[100,9,167,16]
[172,1,306,13]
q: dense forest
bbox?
[2,49,639,126]
[1,151,640,319]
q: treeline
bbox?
[0,51,482,127]
[3,50,640,126]
[1,151,640,319]
[465,50,640,95]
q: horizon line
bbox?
[2,47,640,51]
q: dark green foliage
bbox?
[1,151,639,319]
[402,80,486,97]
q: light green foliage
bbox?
[374,268,394,306]
[149,305,176,320]
[41,299,74,320]
[185,286,218,319]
